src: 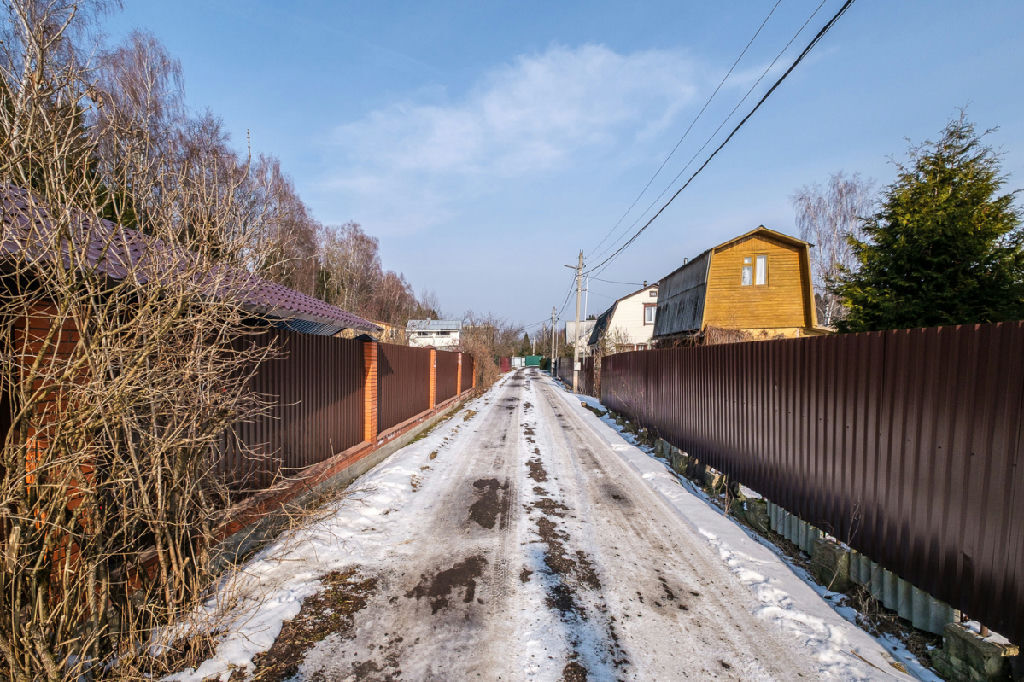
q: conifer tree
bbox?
[834,115,1024,332]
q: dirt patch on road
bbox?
[247,568,377,680]
[406,555,488,614]
[469,478,510,529]
[535,517,601,592]
[562,659,589,681]
[527,457,548,482]
[530,497,569,517]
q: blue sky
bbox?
[105,1,1024,329]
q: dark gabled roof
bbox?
[587,307,613,346]
[1,184,378,335]
[653,249,711,338]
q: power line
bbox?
[589,276,644,286]
[586,0,783,261]
[587,0,854,278]
[524,273,577,330]
[589,0,830,269]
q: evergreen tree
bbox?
[834,115,1024,332]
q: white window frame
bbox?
[741,257,753,286]
[755,254,767,285]
[643,304,656,325]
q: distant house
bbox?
[587,282,660,354]
[564,319,596,347]
[406,319,462,349]
[652,226,824,345]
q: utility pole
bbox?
[565,251,583,393]
[582,274,590,358]
[550,306,557,377]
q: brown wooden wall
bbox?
[703,234,814,330]
[601,322,1024,644]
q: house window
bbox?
[741,257,753,286]
[644,304,656,325]
[649,290,657,297]
[755,254,767,285]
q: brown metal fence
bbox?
[436,350,459,403]
[461,353,475,391]
[222,328,365,490]
[377,342,431,432]
[600,322,1024,644]
[555,357,596,396]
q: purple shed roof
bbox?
[0,184,379,335]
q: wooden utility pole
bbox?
[566,251,583,393]
[550,306,557,377]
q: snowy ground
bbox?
[172,369,926,681]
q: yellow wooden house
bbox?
[652,226,826,344]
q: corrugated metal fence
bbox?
[555,357,597,396]
[436,350,459,403]
[222,328,364,490]
[377,342,432,432]
[221,331,476,492]
[600,322,1024,644]
[462,353,475,391]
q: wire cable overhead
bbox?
[586,0,856,278]
[586,0,784,261]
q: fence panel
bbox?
[377,342,431,432]
[554,356,597,396]
[601,322,1024,644]
[436,350,459,403]
[461,353,475,391]
[222,328,365,490]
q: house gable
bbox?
[702,230,815,330]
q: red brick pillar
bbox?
[429,349,437,409]
[363,341,378,442]
[456,353,463,394]
[471,356,476,389]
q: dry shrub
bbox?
[459,333,499,391]
[0,2,283,677]
[701,326,754,345]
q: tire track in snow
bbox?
[529,374,818,680]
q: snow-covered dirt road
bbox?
[178,369,922,681]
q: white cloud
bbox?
[322,44,701,233]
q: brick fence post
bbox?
[429,349,437,409]
[363,341,378,442]
[456,353,463,394]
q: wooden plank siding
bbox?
[701,233,816,334]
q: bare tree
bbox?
[0,2,279,677]
[791,172,875,327]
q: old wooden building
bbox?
[652,226,825,344]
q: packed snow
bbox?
[167,370,931,680]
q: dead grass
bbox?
[244,568,378,680]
